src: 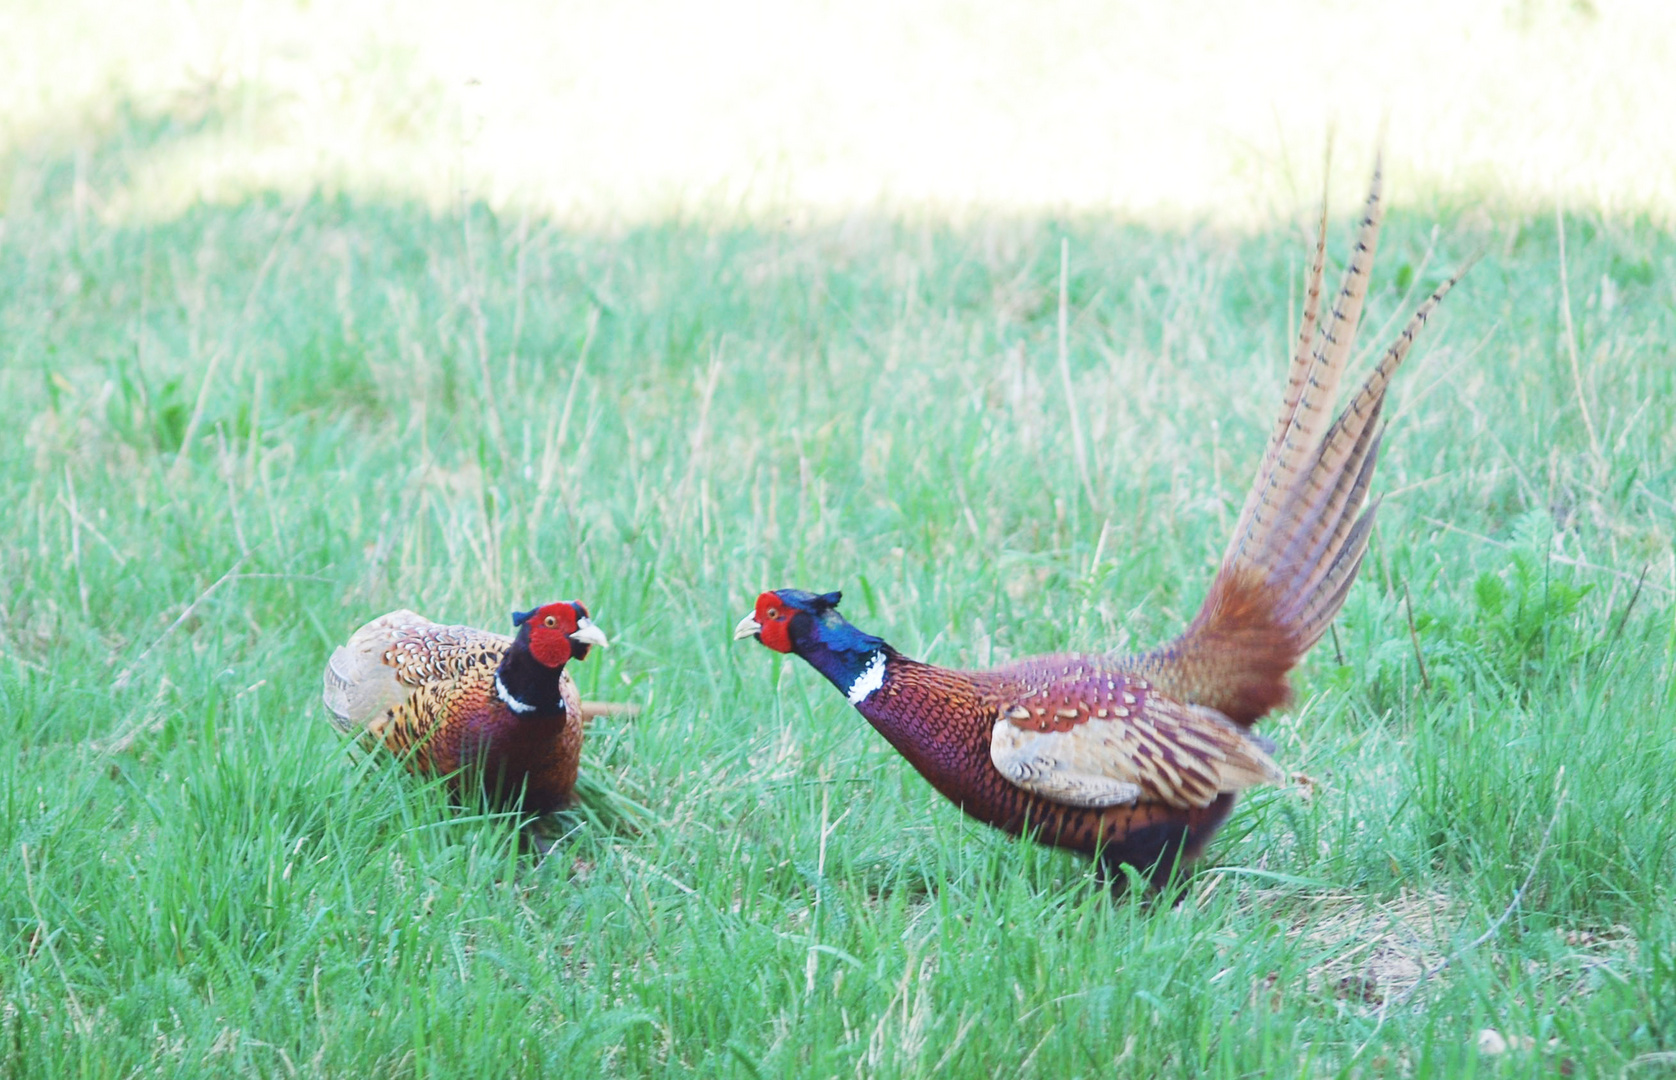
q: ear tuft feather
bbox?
[511,608,535,627]
[815,591,842,612]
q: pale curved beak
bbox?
[732,612,762,641]
[569,617,609,649]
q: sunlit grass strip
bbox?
[4,1,1676,226]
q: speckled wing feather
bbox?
[987,663,1283,810]
[322,609,513,763]
[1131,164,1468,725]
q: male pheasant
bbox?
[735,167,1467,886]
[322,601,609,813]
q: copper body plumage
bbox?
[736,166,1468,886]
[322,606,606,813]
[855,654,1264,872]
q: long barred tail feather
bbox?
[1133,162,1468,725]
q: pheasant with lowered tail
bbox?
[323,601,613,813]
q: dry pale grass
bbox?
[1247,886,1644,1019]
[3,0,1674,226]
[1293,888,1460,1007]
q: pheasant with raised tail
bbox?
[735,166,1467,886]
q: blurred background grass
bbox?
[4,0,1675,225]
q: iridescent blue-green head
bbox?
[734,589,891,704]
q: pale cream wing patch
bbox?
[321,609,510,733]
[989,722,1146,807]
[990,693,1284,810]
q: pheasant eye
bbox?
[766,607,779,621]
[543,615,558,628]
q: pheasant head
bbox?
[734,589,891,703]
[513,600,607,664]
[498,600,608,715]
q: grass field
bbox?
[5,75,1676,1080]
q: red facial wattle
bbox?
[525,602,579,668]
[755,592,794,653]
